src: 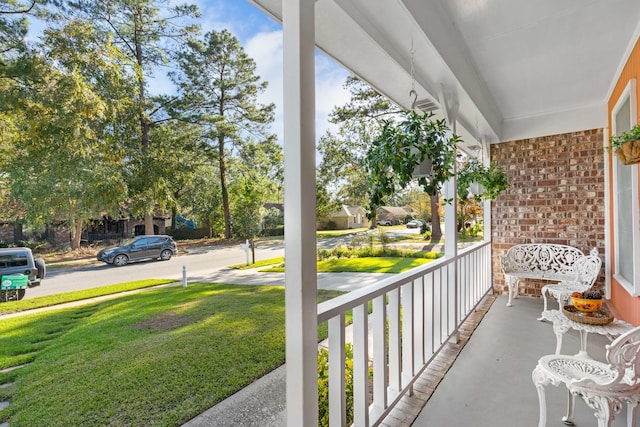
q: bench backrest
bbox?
[605,324,640,387]
[501,244,585,281]
[573,255,602,287]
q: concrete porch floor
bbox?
[383,294,631,427]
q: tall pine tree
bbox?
[171,29,275,239]
[68,0,199,234]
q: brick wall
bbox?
[490,128,606,297]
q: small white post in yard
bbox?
[182,265,187,288]
[240,239,250,266]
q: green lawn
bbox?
[229,256,285,270]
[318,257,432,273]
[0,279,175,316]
[260,256,435,273]
[316,228,368,238]
[0,283,342,426]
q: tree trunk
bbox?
[369,206,377,229]
[218,135,231,239]
[144,213,154,235]
[12,221,23,244]
[430,194,442,241]
[203,218,212,237]
[135,25,154,237]
[171,206,177,231]
[72,218,83,250]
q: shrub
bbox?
[348,235,369,249]
[468,221,483,236]
[318,344,354,427]
[317,246,442,261]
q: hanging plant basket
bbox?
[615,138,640,165]
[469,182,485,196]
[413,158,433,178]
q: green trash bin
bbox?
[0,275,29,290]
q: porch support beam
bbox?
[283,0,318,425]
[441,93,459,340]
[480,138,492,244]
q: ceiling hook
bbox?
[410,89,418,110]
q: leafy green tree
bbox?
[235,137,283,204]
[171,29,275,239]
[68,0,200,235]
[230,177,263,240]
[0,19,135,248]
[262,207,283,230]
[180,163,224,237]
[316,182,338,221]
[164,123,206,232]
[364,110,459,239]
[317,129,369,206]
[0,1,32,70]
[318,75,399,206]
[229,138,283,238]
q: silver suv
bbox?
[0,247,46,302]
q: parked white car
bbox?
[406,220,424,229]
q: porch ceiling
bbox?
[249,0,640,148]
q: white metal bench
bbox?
[500,244,595,307]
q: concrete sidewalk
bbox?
[190,269,390,292]
[181,365,287,427]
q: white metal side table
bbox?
[539,309,633,358]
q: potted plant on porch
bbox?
[609,123,640,165]
[364,110,459,208]
[457,158,510,202]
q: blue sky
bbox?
[26,0,352,144]
[162,0,352,143]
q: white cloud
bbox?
[244,30,351,145]
[245,31,285,142]
[168,0,352,147]
[315,55,350,139]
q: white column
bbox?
[441,91,459,340]
[481,140,492,244]
[283,0,318,426]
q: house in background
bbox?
[318,205,369,230]
[84,210,169,243]
[376,206,412,225]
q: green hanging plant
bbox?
[364,110,460,210]
[457,158,510,202]
[609,124,640,165]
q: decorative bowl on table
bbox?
[562,305,613,325]
[571,296,603,313]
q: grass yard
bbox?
[316,228,368,238]
[317,257,432,273]
[229,256,285,270]
[0,279,175,316]
[0,283,343,426]
[260,256,436,274]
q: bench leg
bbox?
[532,366,550,427]
[627,400,638,427]
[538,286,550,321]
[562,388,576,425]
[506,276,519,307]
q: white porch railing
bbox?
[317,241,493,426]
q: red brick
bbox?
[491,128,606,296]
